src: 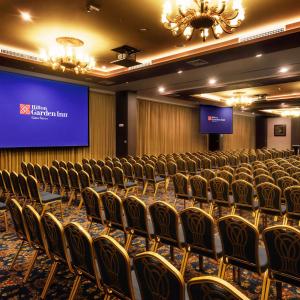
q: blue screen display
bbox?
[0,70,89,148]
[200,105,233,134]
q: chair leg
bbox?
[151,238,159,252]
[3,211,8,232]
[180,249,189,275]
[142,182,148,195]
[59,202,64,220]
[261,271,269,300]
[68,275,81,300]
[41,261,59,299]
[68,191,74,206]
[125,189,129,198]
[124,231,133,251]
[154,184,158,197]
[88,221,93,231]
[78,196,84,210]
[282,215,288,225]
[276,281,282,299]
[41,205,47,216]
[23,249,39,283]
[10,240,25,270]
[170,245,174,261]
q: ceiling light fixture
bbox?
[158,86,166,93]
[40,37,95,74]
[177,70,183,74]
[226,92,255,109]
[256,53,263,58]
[20,11,32,22]
[161,0,245,41]
[208,78,217,85]
[279,66,289,73]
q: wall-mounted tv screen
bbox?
[200,105,233,134]
[0,70,89,148]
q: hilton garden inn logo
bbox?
[19,104,68,120]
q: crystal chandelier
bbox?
[226,92,254,109]
[40,37,96,74]
[161,0,245,41]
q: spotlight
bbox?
[86,0,100,12]
[279,66,289,73]
[158,86,165,93]
[208,78,217,85]
[177,70,183,74]
[20,11,32,22]
[256,53,263,58]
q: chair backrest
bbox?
[64,222,97,281]
[2,169,13,193]
[166,161,177,176]
[81,187,103,224]
[187,159,197,174]
[277,176,299,194]
[284,186,300,219]
[187,276,249,300]
[97,159,105,167]
[209,177,229,204]
[201,157,212,169]
[92,164,103,184]
[190,175,208,201]
[200,169,215,182]
[133,163,144,180]
[27,162,36,177]
[176,158,187,173]
[113,167,125,186]
[263,225,300,285]
[221,166,234,175]
[144,164,156,181]
[254,174,274,186]
[89,158,97,166]
[232,180,254,208]
[180,207,217,258]
[293,172,300,182]
[21,161,29,176]
[123,162,135,179]
[102,165,114,186]
[123,196,149,238]
[6,198,27,240]
[79,170,91,189]
[93,235,134,299]
[50,166,61,187]
[83,163,94,181]
[149,201,180,247]
[156,160,167,176]
[0,171,8,193]
[74,162,83,172]
[41,212,68,262]
[234,172,253,184]
[106,160,114,169]
[18,173,30,199]
[34,164,44,184]
[82,158,89,165]
[22,205,44,249]
[133,251,185,300]
[27,175,42,205]
[52,160,60,169]
[253,168,270,177]
[58,167,71,189]
[218,215,261,272]
[101,192,125,231]
[42,165,52,186]
[10,171,22,197]
[69,168,81,190]
[217,170,233,186]
[272,170,289,182]
[173,173,189,197]
[256,182,282,214]
[67,161,74,170]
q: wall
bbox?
[137,99,208,155]
[267,117,291,150]
[0,91,116,172]
[223,114,256,150]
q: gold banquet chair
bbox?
[283,186,300,225]
[68,168,82,207]
[112,167,137,197]
[190,175,212,212]
[187,276,250,300]
[93,235,136,300]
[143,164,167,197]
[173,173,193,208]
[58,167,71,198]
[133,251,185,300]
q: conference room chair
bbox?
[221,165,234,175]
[128,158,137,166]
[262,225,300,300]
[145,159,156,168]
[272,170,290,183]
[2,169,15,199]
[176,158,188,175]
[218,215,268,288]
[240,163,252,171]
[21,161,29,176]
[82,158,89,165]
[156,160,168,178]
[200,169,216,183]
[6,199,30,269]
[18,173,31,206]
[283,186,300,225]
[123,161,135,181]
[179,207,222,276]
[133,162,146,192]
[74,162,83,172]
[201,157,212,169]
[190,175,212,212]
[97,159,105,167]
[89,158,97,166]
[209,177,233,218]
[58,167,71,198]
[27,162,36,177]
[149,201,187,271]
[217,156,227,168]
[68,168,83,207]
[66,161,74,170]
[91,163,104,186]
[236,167,252,176]
[123,196,152,251]
[228,155,240,168]
[253,168,270,177]
[173,173,193,208]
[59,160,67,169]
[234,172,253,184]
[52,160,60,169]
[286,166,300,176]
[40,212,72,299]
[64,222,101,300]
[101,191,132,250]
[114,160,123,169]
[120,157,128,164]
[277,176,299,198]
[42,165,53,192]
[269,165,284,173]
[232,180,259,226]
[143,164,167,197]
[166,160,177,179]
[133,251,185,300]
[83,163,95,183]
[112,167,137,197]
[49,166,61,194]
[27,175,63,218]
[105,160,114,169]
[22,205,46,283]
[93,235,136,300]
[254,174,275,186]
[187,276,250,300]
[34,164,46,190]
[102,165,116,191]
[217,170,233,191]
[186,159,197,176]
[10,171,23,202]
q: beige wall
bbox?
[267,117,291,150]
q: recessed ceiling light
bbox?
[208,78,217,85]
[139,28,149,31]
[158,86,165,93]
[252,112,255,115]
[101,66,107,70]
[177,70,183,74]
[279,66,289,73]
[256,53,263,58]
[20,11,32,22]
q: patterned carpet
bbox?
[0,185,299,299]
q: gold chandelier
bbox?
[226,92,255,109]
[161,0,245,41]
[40,37,96,74]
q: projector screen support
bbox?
[208,134,223,151]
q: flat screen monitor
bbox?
[0,70,89,148]
[200,105,233,134]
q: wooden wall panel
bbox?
[0,91,116,172]
[137,99,208,155]
[223,114,256,150]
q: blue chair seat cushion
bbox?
[0,202,6,210]
[155,176,165,183]
[94,185,107,193]
[40,192,61,203]
[125,181,137,188]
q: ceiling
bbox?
[0,0,300,115]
